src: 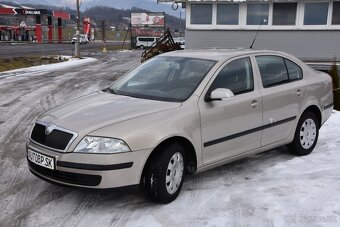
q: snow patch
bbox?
[0,56,97,79]
[120,50,134,53]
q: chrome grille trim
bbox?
[30,121,78,153]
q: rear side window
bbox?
[256,55,302,87]
[284,59,302,80]
[209,57,254,95]
[256,56,288,87]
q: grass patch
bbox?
[0,56,67,73]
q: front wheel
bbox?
[145,143,185,204]
[288,112,319,156]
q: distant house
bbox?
[159,0,340,62]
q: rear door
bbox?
[199,56,263,165]
[254,55,307,146]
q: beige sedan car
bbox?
[27,49,333,203]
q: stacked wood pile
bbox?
[141,30,182,63]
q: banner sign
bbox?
[131,12,165,27]
[53,11,71,20]
[17,9,48,15]
[22,10,42,15]
[83,17,91,35]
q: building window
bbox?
[191,4,213,25]
[247,3,269,25]
[217,4,239,25]
[273,3,297,25]
[332,2,340,25]
[304,2,329,25]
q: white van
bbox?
[71,34,88,44]
[173,37,185,49]
[136,37,159,49]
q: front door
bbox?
[199,56,263,165]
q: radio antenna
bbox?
[250,18,267,49]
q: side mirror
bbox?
[206,88,235,102]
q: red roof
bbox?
[0,8,17,15]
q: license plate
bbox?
[27,149,55,170]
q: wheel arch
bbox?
[301,105,322,127]
[141,136,197,184]
[288,105,321,156]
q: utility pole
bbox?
[179,12,182,34]
[75,0,80,58]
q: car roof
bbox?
[160,49,287,61]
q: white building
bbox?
[159,0,340,61]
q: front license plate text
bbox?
[28,150,55,170]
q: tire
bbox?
[145,143,185,204]
[288,112,319,156]
[140,45,145,50]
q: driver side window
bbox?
[209,57,254,95]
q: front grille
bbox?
[31,123,74,151]
[28,160,102,187]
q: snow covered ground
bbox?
[0,50,339,227]
[0,56,97,79]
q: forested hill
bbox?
[82,6,184,31]
[1,1,184,31]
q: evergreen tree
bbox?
[329,57,340,110]
[329,58,339,89]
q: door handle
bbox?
[296,89,303,96]
[251,100,260,108]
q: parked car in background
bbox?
[136,36,159,49]
[26,49,333,204]
[173,37,185,49]
[71,34,88,44]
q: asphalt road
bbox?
[0,50,142,226]
[0,42,129,58]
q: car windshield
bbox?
[109,56,216,102]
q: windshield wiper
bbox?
[122,94,140,98]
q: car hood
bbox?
[39,91,181,134]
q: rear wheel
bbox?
[145,143,185,204]
[288,112,319,156]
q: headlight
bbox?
[74,136,131,154]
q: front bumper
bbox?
[27,141,152,189]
